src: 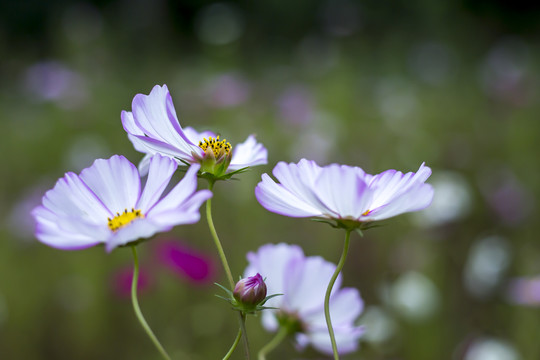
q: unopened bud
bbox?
[233,273,267,307]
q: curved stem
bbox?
[258,327,288,360]
[205,181,250,359]
[130,246,172,360]
[324,229,352,360]
[223,328,243,360]
[206,181,235,289]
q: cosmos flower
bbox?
[255,159,434,229]
[244,243,365,355]
[32,154,212,252]
[121,84,267,178]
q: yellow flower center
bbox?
[362,210,371,216]
[198,135,232,158]
[107,208,144,232]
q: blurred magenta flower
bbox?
[244,243,365,355]
[205,73,251,107]
[233,273,267,307]
[111,265,152,298]
[255,159,433,228]
[156,240,216,284]
[121,84,267,178]
[32,154,212,252]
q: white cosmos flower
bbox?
[244,243,365,355]
[32,154,212,252]
[121,84,267,178]
[255,159,434,227]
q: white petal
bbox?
[303,325,365,355]
[137,154,177,213]
[182,126,216,144]
[32,206,105,250]
[255,173,323,218]
[147,164,202,215]
[286,256,342,316]
[79,155,141,213]
[313,164,372,219]
[147,190,212,227]
[130,84,196,155]
[366,182,434,221]
[105,218,167,252]
[229,135,268,170]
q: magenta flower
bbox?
[156,239,216,285]
[121,84,267,178]
[244,243,365,355]
[233,273,268,307]
[255,159,433,228]
[32,154,212,252]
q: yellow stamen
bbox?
[107,208,144,232]
[362,210,371,216]
[198,135,232,158]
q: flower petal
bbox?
[106,218,168,252]
[137,154,178,213]
[255,174,323,218]
[366,182,434,221]
[229,135,268,170]
[79,155,141,213]
[313,164,372,219]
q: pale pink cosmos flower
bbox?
[121,84,267,177]
[32,154,212,252]
[255,159,433,227]
[244,243,365,355]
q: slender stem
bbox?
[324,229,352,360]
[240,313,250,359]
[130,246,172,360]
[258,327,288,360]
[205,181,251,359]
[223,328,243,360]
[206,181,235,289]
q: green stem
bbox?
[240,313,250,359]
[324,229,352,360]
[130,246,172,360]
[258,327,288,360]
[206,181,235,289]
[205,181,251,359]
[223,328,243,360]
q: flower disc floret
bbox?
[32,154,212,252]
[255,159,434,229]
[121,84,267,179]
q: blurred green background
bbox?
[1,0,540,359]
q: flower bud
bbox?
[233,273,267,307]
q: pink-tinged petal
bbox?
[137,154,178,213]
[79,155,141,213]
[286,256,342,316]
[366,182,434,221]
[271,161,324,211]
[229,135,268,170]
[147,190,212,227]
[106,218,167,252]
[32,206,104,250]
[131,85,195,155]
[147,164,205,215]
[255,174,323,218]
[42,172,111,222]
[121,110,144,136]
[182,126,216,145]
[138,154,152,176]
[127,133,195,162]
[313,164,372,219]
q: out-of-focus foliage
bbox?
[1,1,540,359]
